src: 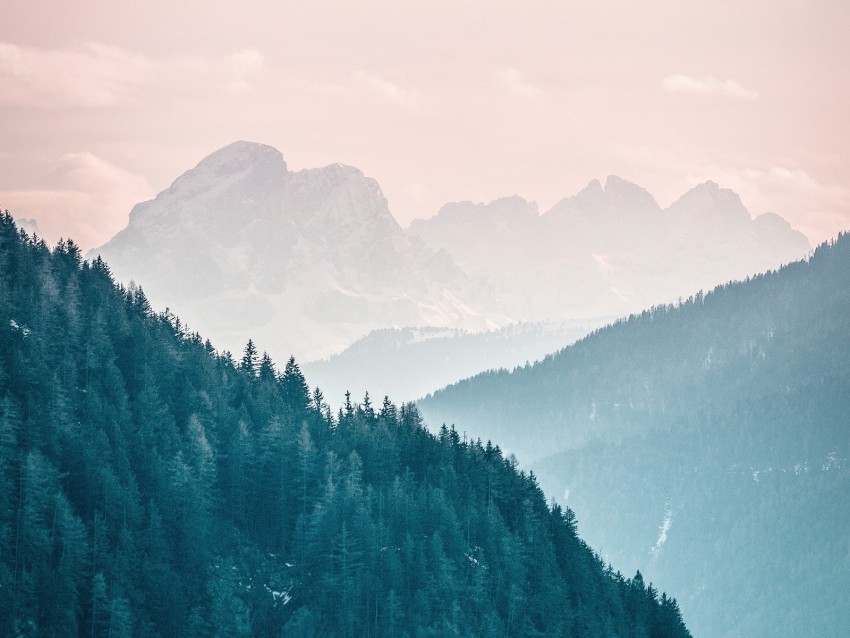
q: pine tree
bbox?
[281,356,311,420]
[0,213,696,638]
[258,351,276,383]
[239,339,259,377]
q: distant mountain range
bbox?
[410,176,809,322]
[302,319,609,405]
[418,235,850,637]
[0,213,693,637]
[91,141,809,375]
[24,139,838,635]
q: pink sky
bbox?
[1,0,848,250]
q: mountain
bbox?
[0,213,692,637]
[418,235,850,636]
[302,318,609,406]
[91,141,503,361]
[92,144,808,376]
[410,176,810,321]
[305,176,808,410]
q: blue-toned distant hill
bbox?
[0,212,692,637]
[419,234,850,637]
[302,319,609,406]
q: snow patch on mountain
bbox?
[651,506,673,558]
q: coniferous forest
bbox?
[419,232,850,636]
[0,211,691,636]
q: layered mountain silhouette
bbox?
[301,319,609,405]
[92,141,503,360]
[25,138,835,636]
[410,176,809,321]
[0,213,694,637]
[93,141,809,393]
[418,235,850,637]
[307,175,807,403]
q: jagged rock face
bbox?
[409,196,542,308]
[659,180,811,296]
[549,176,663,227]
[98,142,292,302]
[92,141,502,361]
[416,235,850,638]
[94,141,810,367]
[410,175,810,321]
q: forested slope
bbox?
[419,233,850,636]
[0,212,691,637]
[420,234,850,461]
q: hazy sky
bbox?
[1,0,848,250]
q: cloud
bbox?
[0,152,152,251]
[0,41,267,107]
[494,66,545,100]
[662,74,758,100]
[0,41,153,107]
[226,48,265,93]
[229,48,264,76]
[352,71,419,108]
[766,166,821,191]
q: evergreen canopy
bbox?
[0,212,690,637]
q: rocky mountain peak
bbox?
[601,175,660,213]
[125,140,286,230]
[90,141,499,361]
[667,180,751,227]
[568,178,604,206]
[287,163,397,234]
[427,196,538,226]
[547,175,660,220]
[166,140,287,196]
[485,195,539,218]
[196,140,286,173]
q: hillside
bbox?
[302,319,607,406]
[418,234,850,636]
[89,143,808,372]
[0,212,691,637]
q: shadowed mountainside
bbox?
[419,234,850,637]
[1,212,692,637]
